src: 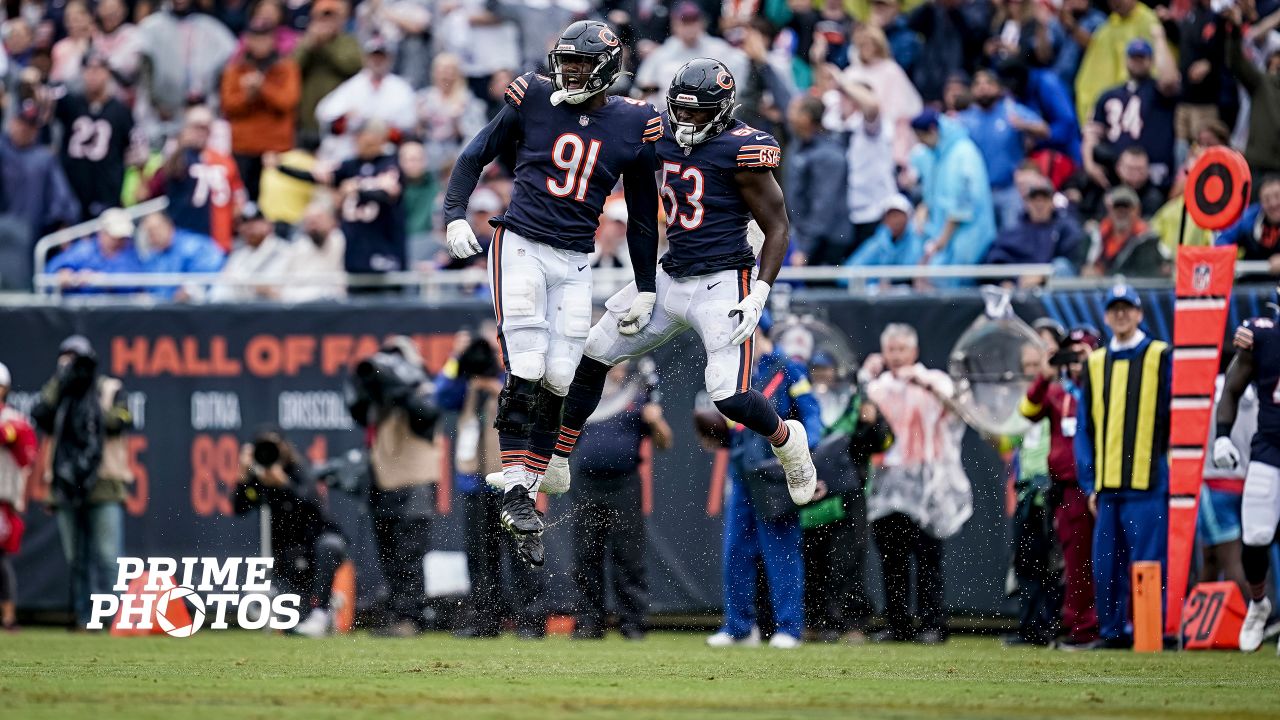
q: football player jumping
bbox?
[1215,283,1280,653]
[536,58,817,506]
[442,20,662,566]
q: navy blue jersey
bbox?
[1243,316,1280,466]
[1091,79,1176,187]
[334,154,406,273]
[656,117,780,278]
[55,93,135,219]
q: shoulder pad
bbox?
[504,72,545,110]
[727,126,781,169]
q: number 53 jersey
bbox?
[500,72,661,253]
[656,116,780,278]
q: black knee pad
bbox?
[496,376,539,436]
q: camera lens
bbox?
[253,440,281,467]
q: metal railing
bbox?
[32,197,170,280]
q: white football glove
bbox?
[618,291,656,335]
[446,219,483,259]
[729,280,771,346]
[1212,436,1241,471]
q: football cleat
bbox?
[500,486,545,535]
[772,419,817,504]
[706,626,761,647]
[540,455,572,495]
[768,633,801,649]
[1240,597,1272,652]
[515,531,545,567]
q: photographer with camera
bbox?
[345,335,441,637]
[568,358,672,641]
[435,326,546,639]
[31,336,133,629]
[1020,324,1103,650]
[233,428,347,638]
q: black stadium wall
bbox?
[3,285,1274,619]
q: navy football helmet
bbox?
[666,58,737,147]
[547,20,624,106]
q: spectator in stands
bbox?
[280,200,347,303]
[847,26,921,167]
[258,134,321,227]
[845,194,925,277]
[1113,147,1166,218]
[1227,6,1280,183]
[905,0,983,104]
[209,202,288,302]
[354,0,431,88]
[1177,0,1233,165]
[0,107,81,287]
[867,0,921,78]
[1082,35,1180,193]
[996,57,1082,174]
[985,176,1085,278]
[786,96,849,267]
[45,208,142,294]
[435,0,520,100]
[55,53,138,222]
[862,323,972,644]
[221,18,302,202]
[824,71,895,249]
[32,335,134,630]
[570,360,672,640]
[399,141,437,266]
[1084,186,1151,276]
[136,212,226,301]
[295,0,363,139]
[136,0,237,135]
[315,36,415,162]
[49,0,93,87]
[590,198,631,271]
[1,20,36,81]
[1054,0,1106,96]
[273,120,406,281]
[960,69,1050,230]
[239,0,301,58]
[634,2,747,107]
[415,53,487,173]
[1074,0,1165,128]
[144,106,245,252]
[1216,174,1280,275]
[93,0,142,82]
[910,110,997,282]
[941,70,972,115]
[0,361,37,632]
[736,21,794,141]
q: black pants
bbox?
[459,490,544,634]
[369,484,435,626]
[1012,481,1062,644]
[234,153,264,202]
[872,512,945,639]
[802,493,874,633]
[571,476,648,633]
[276,531,347,611]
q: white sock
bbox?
[503,465,529,494]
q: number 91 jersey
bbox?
[657,116,780,278]
[500,72,661,253]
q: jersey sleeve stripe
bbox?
[505,88,523,106]
[514,75,528,90]
[507,83,525,99]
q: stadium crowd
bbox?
[4,0,1280,296]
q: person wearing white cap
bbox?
[589,197,632,272]
[0,361,36,631]
[843,193,925,281]
[44,207,145,294]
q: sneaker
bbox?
[1241,597,1272,652]
[1057,638,1103,652]
[770,419,817,504]
[706,626,761,647]
[769,633,801,649]
[515,531,545,567]
[540,455,572,495]
[500,486,545,534]
[290,609,331,638]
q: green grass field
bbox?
[4,629,1280,720]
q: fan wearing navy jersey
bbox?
[270,120,407,277]
[55,53,139,221]
[1082,36,1180,191]
[441,20,661,565]
[539,58,817,506]
[1214,285,1280,654]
